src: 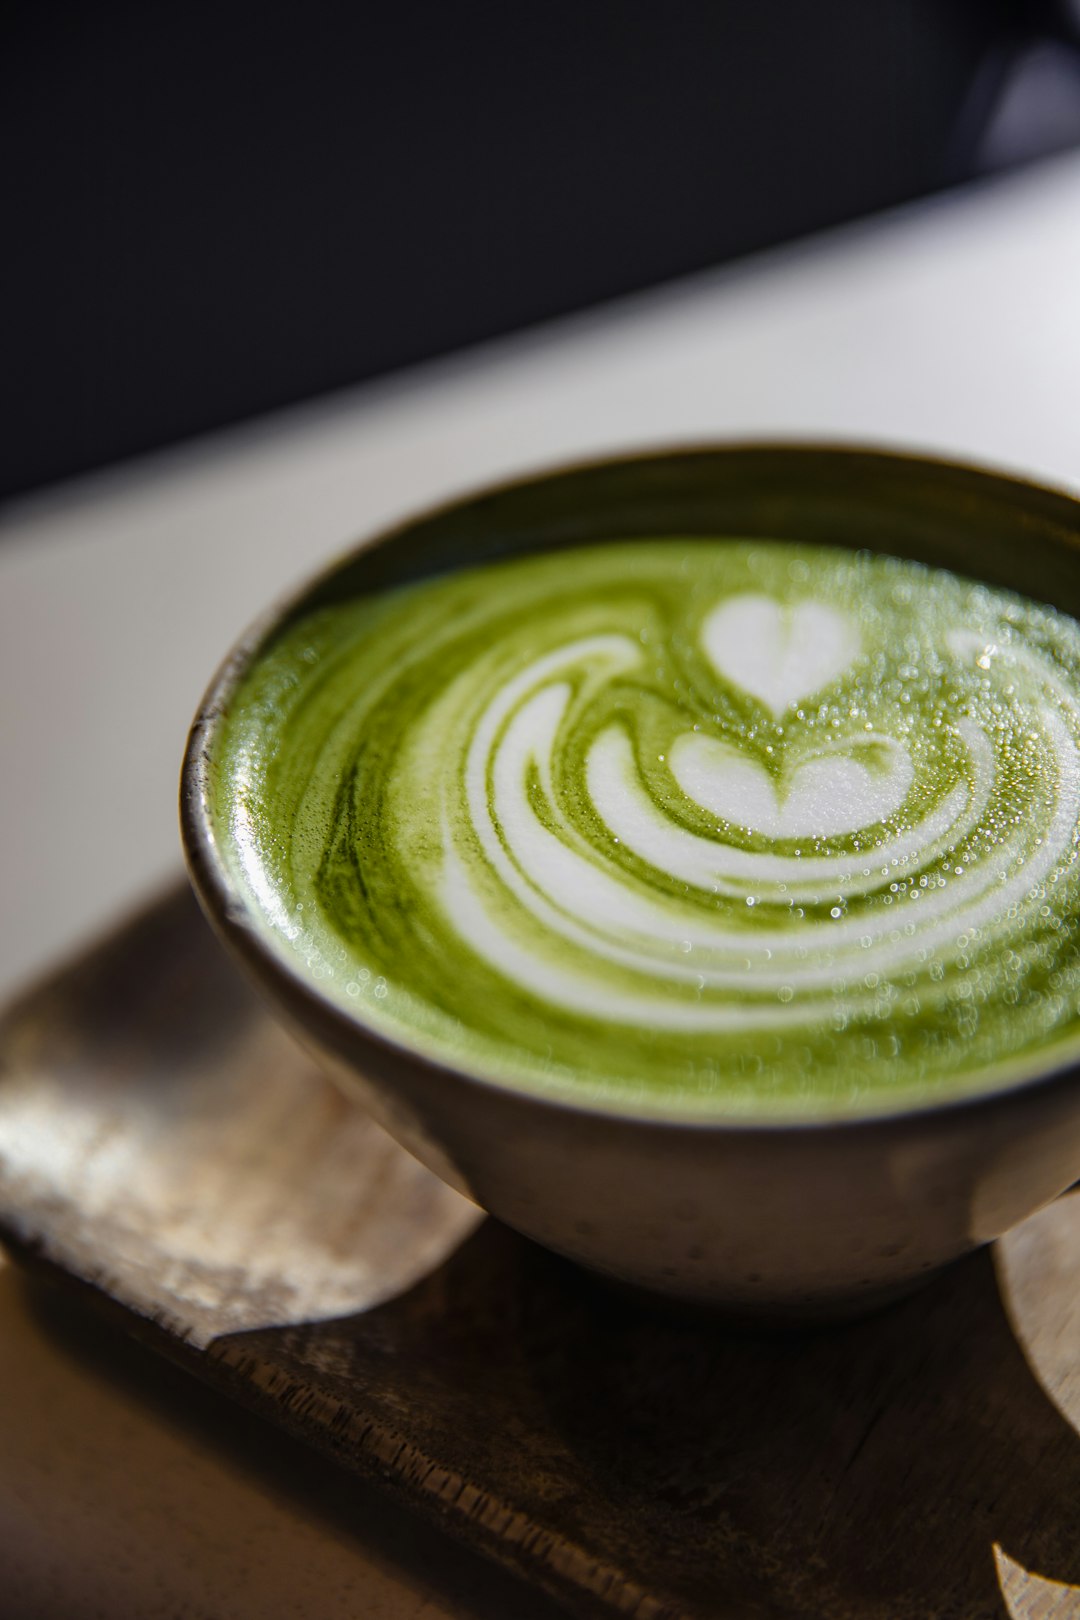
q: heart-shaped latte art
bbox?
[670,731,914,839]
[220,532,1080,1116]
[701,594,861,716]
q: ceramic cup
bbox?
[181,444,1080,1317]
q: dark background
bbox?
[4,1,1080,499]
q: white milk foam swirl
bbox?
[437,596,1080,1035]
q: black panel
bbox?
[0,1,1047,496]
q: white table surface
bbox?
[2,151,1080,1618]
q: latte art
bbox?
[214,541,1080,1115]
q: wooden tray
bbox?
[4,887,1080,1620]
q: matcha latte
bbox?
[209,541,1080,1117]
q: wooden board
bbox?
[3,887,1080,1620]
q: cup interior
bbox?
[183,443,1080,1127]
[279,443,1080,623]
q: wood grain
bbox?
[3,886,1080,1619]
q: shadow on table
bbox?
[208,1213,1080,1620]
[11,1266,567,1620]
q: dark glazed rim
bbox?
[181,439,1080,1136]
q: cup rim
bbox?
[181,436,1080,1136]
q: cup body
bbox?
[182,444,1080,1315]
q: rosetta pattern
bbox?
[435,600,1080,1043]
[218,542,1080,1113]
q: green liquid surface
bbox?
[209,540,1080,1117]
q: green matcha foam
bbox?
[209,540,1080,1116]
